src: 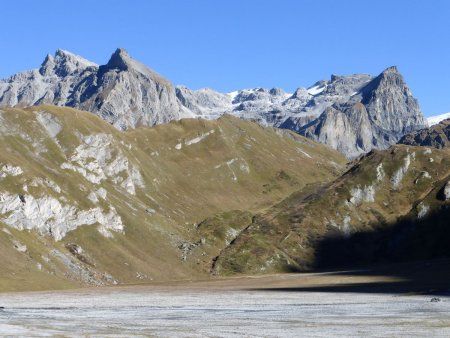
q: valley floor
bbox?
[1,259,450,337]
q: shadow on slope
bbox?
[253,205,450,295]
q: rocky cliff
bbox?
[0,49,188,130]
[179,67,427,158]
[399,118,450,148]
[284,67,427,157]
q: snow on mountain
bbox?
[0,49,427,157]
[428,112,450,126]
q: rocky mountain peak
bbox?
[103,48,170,86]
[0,50,427,157]
[363,66,405,96]
[39,54,55,76]
[105,48,132,71]
[291,87,309,99]
[381,65,399,74]
[40,49,97,77]
[269,88,285,96]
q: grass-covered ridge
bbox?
[213,145,450,275]
[0,105,346,291]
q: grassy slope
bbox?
[214,145,450,274]
[0,105,346,291]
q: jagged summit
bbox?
[40,49,98,77]
[103,48,170,85]
[105,48,131,71]
[0,50,427,156]
[0,48,184,130]
[105,48,149,73]
[381,65,399,73]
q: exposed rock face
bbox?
[284,67,427,157]
[399,118,450,149]
[0,49,427,156]
[297,102,375,158]
[0,49,189,130]
[175,86,232,119]
[0,192,123,241]
[179,68,426,158]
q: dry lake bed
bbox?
[1,261,450,337]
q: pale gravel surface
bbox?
[0,288,449,337]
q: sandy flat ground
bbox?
[1,260,450,337]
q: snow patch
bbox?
[307,84,326,96]
[428,112,450,126]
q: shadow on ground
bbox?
[252,205,450,295]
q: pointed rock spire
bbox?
[381,65,399,74]
[106,48,132,71]
[39,54,55,76]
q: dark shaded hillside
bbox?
[209,145,450,276]
[399,118,450,148]
[315,205,450,269]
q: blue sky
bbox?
[1,0,449,116]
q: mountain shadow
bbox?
[254,205,450,295]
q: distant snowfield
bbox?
[0,288,449,336]
[428,112,450,126]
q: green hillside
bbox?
[0,105,346,291]
[213,145,450,274]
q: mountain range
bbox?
[0,49,449,291]
[0,48,431,158]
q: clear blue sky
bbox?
[1,0,449,116]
